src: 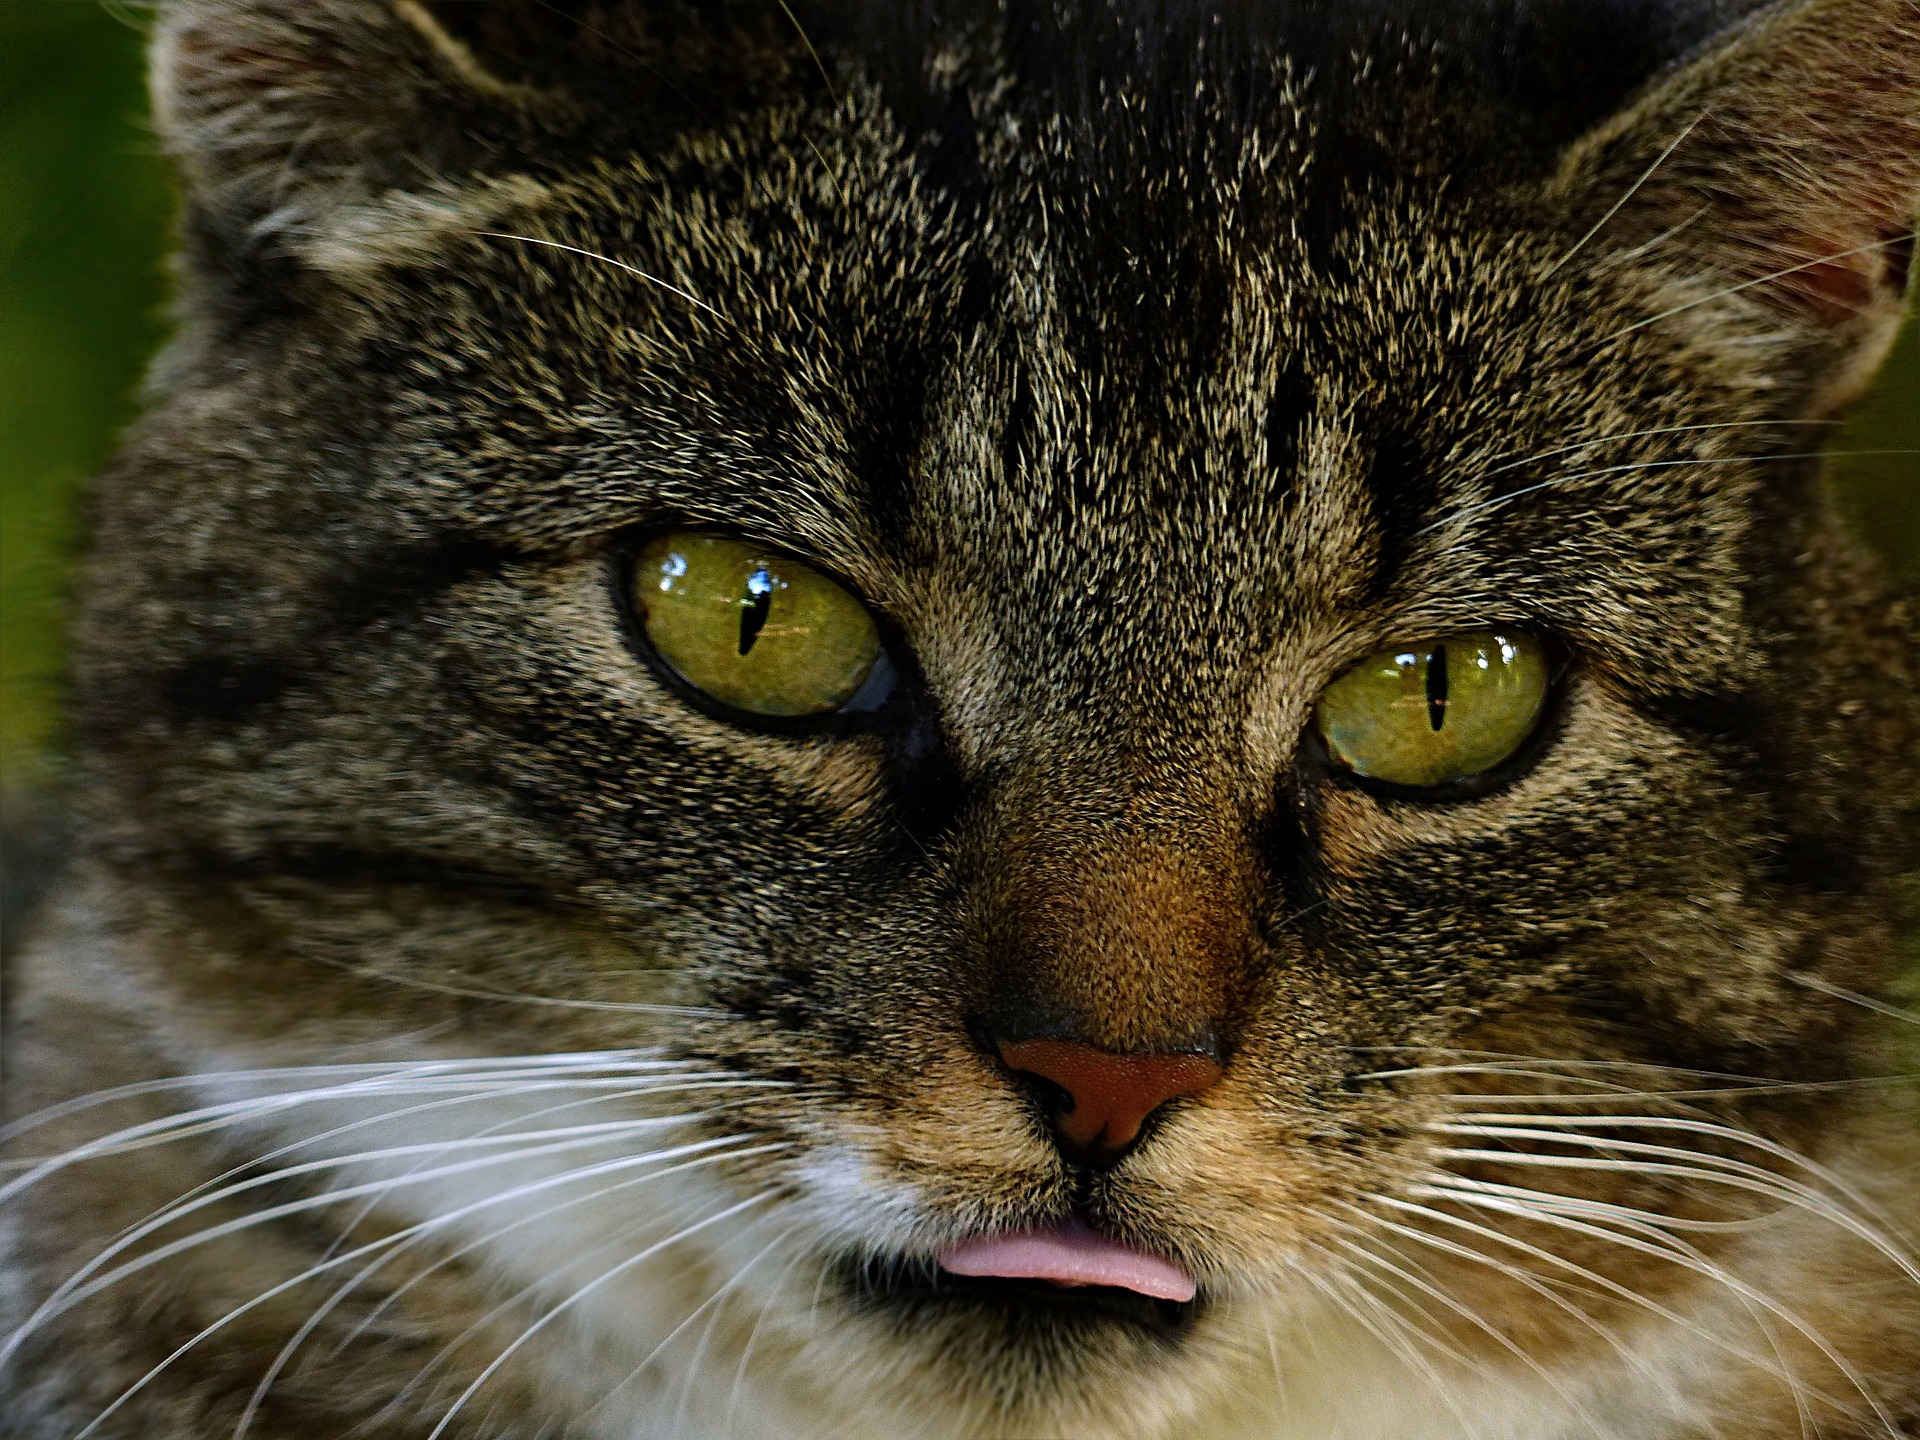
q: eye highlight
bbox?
[631,531,890,721]
[1314,631,1550,790]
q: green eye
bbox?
[1314,631,1550,789]
[632,531,887,720]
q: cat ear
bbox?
[153,1,557,250]
[1552,0,1920,405]
[150,1,792,267]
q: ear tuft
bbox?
[1556,0,1920,397]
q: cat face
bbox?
[48,0,1919,1433]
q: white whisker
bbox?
[1592,204,1711,272]
[1359,1053,1920,1105]
[64,1140,788,1440]
[1542,113,1704,279]
[775,0,840,111]
[1,1057,740,1190]
[1786,971,1920,1027]
[346,1188,711,1429]
[313,953,734,1015]
[1373,419,1843,549]
[1420,1180,1901,1434]
[425,1188,783,1440]
[1362,1192,1853,1425]
[721,1240,815,1438]
[236,1132,802,1440]
[6,1124,772,1370]
[297,1080,756,1273]
[1297,1254,1490,1439]
[1434,1112,1916,1256]
[1333,1197,1655,1383]
[327,1095,818,1361]
[1597,232,1920,348]
[1373,1192,1752,1353]
[467,231,730,322]
[1416,450,1866,537]
[1326,1224,1603,1429]
[1325,1240,1484,1371]
[152,1075,775,1251]
[1430,1140,1853,1233]
[666,1222,807,1433]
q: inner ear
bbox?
[1777,222,1916,326]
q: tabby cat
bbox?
[4,0,1919,1436]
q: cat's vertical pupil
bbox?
[739,568,774,656]
[1426,644,1449,731]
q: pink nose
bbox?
[996,1037,1223,1158]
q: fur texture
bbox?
[4,1,1919,1436]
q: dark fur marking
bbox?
[1630,685,1766,751]
[1001,359,1034,491]
[315,535,521,633]
[847,332,940,543]
[149,536,518,728]
[161,655,298,725]
[1758,834,1867,896]
[1261,361,1314,487]
[179,842,558,909]
[1362,425,1439,606]
[921,84,984,203]
[880,710,968,853]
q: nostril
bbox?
[1006,1066,1075,1121]
[994,1036,1223,1161]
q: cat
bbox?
[3,0,1918,1436]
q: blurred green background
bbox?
[4,2,173,789]
[1,1,1917,793]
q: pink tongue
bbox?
[938,1218,1197,1302]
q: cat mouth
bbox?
[842,1218,1202,1337]
[937,1215,1197,1300]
